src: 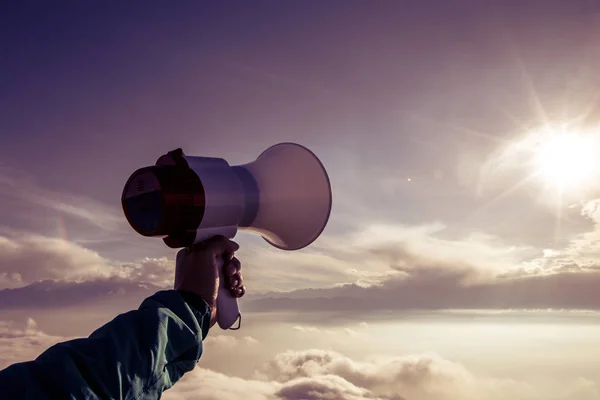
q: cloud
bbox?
[0,170,123,231]
[0,233,120,287]
[246,267,600,314]
[240,217,600,313]
[0,318,40,339]
[240,244,376,293]
[204,335,259,350]
[242,221,536,294]
[163,349,599,400]
[254,350,467,390]
[292,325,365,338]
[274,375,380,400]
[0,232,174,291]
[0,318,70,370]
[0,279,158,310]
[354,223,543,280]
[162,367,275,400]
[120,257,175,288]
[293,326,322,334]
[536,197,600,271]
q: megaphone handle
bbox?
[216,256,242,330]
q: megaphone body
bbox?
[121,143,332,329]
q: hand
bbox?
[174,236,245,326]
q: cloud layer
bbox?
[6,211,600,313]
[244,212,600,314]
[0,318,598,400]
[246,268,600,314]
[164,349,598,400]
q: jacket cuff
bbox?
[177,290,212,340]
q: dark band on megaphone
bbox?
[121,164,205,237]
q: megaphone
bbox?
[121,142,332,329]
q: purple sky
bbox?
[3,2,600,399]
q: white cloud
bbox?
[204,335,259,350]
[164,349,599,400]
[520,197,600,275]
[274,374,379,400]
[120,257,174,288]
[162,367,275,400]
[352,223,536,282]
[241,213,600,313]
[0,233,118,286]
[293,326,322,333]
[0,232,174,289]
[247,221,539,295]
[292,325,366,339]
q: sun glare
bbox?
[534,131,598,189]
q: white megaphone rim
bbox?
[256,142,333,251]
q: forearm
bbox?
[0,290,212,400]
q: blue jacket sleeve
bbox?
[0,289,212,400]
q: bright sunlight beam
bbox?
[533,129,598,190]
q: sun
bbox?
[533,130,598,190]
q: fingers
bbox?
[226,258,240,277]
[216,238,238,265]
[225,257,245,298]
[229,273,242,287]
[232,285,246,298]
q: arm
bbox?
[0,236,245,400]
[0,289,211,400]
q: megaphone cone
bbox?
[238,142,332,250]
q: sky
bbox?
[3,1,600,399]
